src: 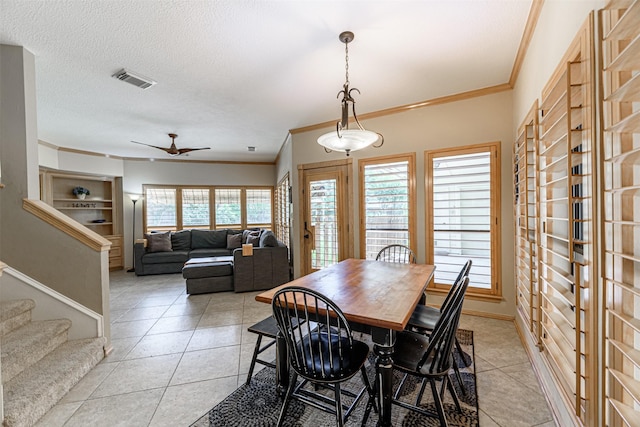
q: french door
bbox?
[299,160,352,275]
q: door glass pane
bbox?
[145,188,177,232]
[432,152,492,289]
[310,178,338,269]
[182,188,210,229]
[215,188,241,228]
[363,160,410,259]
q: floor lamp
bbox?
[127,194,141,272]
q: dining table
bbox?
[255,257,436,426]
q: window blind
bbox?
[362,160,410,259]
[432,152,492,289]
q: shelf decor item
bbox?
[72,186,90,200]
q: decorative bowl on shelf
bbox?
[92,219,107,223]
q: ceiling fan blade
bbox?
[176,147,211,155]
[131,140,171,152]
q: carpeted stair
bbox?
[0,299,105,427]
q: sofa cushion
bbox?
[191,229,227,249]
[171,230,191,251]
[189,248,233,258]
[227,233,242,249]
[142,250,189,264]
[182,262,233,279]
[146,232,172,253]
[259,230,279,247]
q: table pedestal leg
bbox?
[372,328,395,427]
[275,331,289,397]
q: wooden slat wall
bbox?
[536,15,596,425]
[514,101,540,344]
[601,2,640,426]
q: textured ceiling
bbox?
[0,0,532,162]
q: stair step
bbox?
[3,337,106,427]
[0,299,35,337]
[1,319,72,384]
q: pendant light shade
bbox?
[317,31,383,156]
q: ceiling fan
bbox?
[131,133,210,156]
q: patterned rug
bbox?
[192,329,478,426]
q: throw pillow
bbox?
[171,230,191,251]
[227,233,242,249]
[145,231,172,253]
[259,230,279,247]
[242,228,261,244]
[246,230,261,247]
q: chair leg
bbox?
[415,378,428,406]
[277,372,297,427]
[334,382,344,427]
[361,370,378,426]
[452,362,467,396]
[430,379,449,427]
[245,335,263,385]
[455,337,468,366]
[446,376,462,413]
[360,366,378,413]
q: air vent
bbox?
[112,68,156,89]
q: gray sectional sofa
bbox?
[134,228,290,292]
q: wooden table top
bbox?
[256,258,435,331]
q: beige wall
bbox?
[512,0,604,127]
[290,90,516,318]
[1,45,110,341]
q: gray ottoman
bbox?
[182,258,234,294]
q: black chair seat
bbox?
[248,315,280,338]
[407,304,440,331]
[297,334,370,381]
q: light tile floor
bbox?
[36,271,555,426]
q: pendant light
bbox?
[317,31,383,156]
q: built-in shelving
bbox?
[601,2,640,426]
[40,170,123,270]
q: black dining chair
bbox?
[407,260,472,393]
[272,286,376,427]
[377,277,469,427]
[375,244,417,264]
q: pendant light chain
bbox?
[344,40,350,87]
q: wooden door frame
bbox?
[298,159,353,275]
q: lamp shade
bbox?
[317,129,381,154]
[129,194,141,202]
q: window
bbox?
[182,188,210,229]
[274,174,290,245]
[359,154,416,260]
[246,188,272,229]
[426,143,501,297]
[214,188,242,229]
[143,185,273,233]
[145,188,177,232]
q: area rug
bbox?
[192,329,478,426]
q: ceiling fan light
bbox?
[317,129,380,153]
